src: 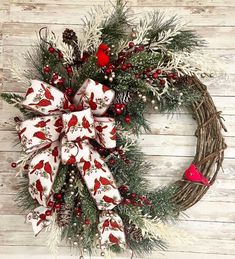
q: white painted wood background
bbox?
[0,0,235,259]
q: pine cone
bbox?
[56,203,73,227]
[126,223,143,243]
[62,28,78,46]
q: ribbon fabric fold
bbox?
[18,79,125,247]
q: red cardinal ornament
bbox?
[96,43,110,67]
[184,164,210,186]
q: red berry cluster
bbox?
[119,185,152,207]
[46,193,63,215]
[114,103,131,123]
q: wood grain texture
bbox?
[0,0,234,258]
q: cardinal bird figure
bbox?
[34,119,50,128]
[33,131,52,142]
[30,160,44,174]
[103,195,117,205]
[99,176,116,189]
[94,159,106,172]
[88,92,97,110]
[96,43,110,67]
[109,233,120,245]
[35,179,44,201]
[41,84,54,100]
[184,164,210,186]
[82,116,92,133]
[80,158,91,175]
[66,114,78,134]
[110,219,123,232]
[29,99,52,107]
[93,178,101,195]
[67,155,76,165]
[44,161,53,182]
[102,219,110,233]
[52,146,59,162]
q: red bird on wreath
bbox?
[96,43,110,67]
[184,164,210,186]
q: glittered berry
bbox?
[152,73,159,79]
[66,66,73,74]
[48,46,55,54]
[128,41,135,48]
[131,193,137,199]
[43,66,51,73]
[156,69,162,74]
[55,203,61,210]
[159,79,166,86]
[120,103,126,110]
[84,218,90,225]
[47,201,54,208]
[124,115,131,123]
[39,214,46,220]
[108,158,116,165]
[69,104,76,112]
[115,103,121,109]
[119,185,129,193]
[54,193,62,200]
[115,108,122,115]
[121,64,127,71]
[11,162,17,168]
[45,210,52,216]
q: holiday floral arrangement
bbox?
[1,0,227,258]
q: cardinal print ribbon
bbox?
[17,79,126,246]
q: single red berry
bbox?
[159,79,166,86]
[121,64,127,71]
[156,69,162,74]
[48,46,55,54]
[14,116,21,123]
[57,78,65,86]
[138,45,145,51]
[77,103,83,111]
[39,214,46,220]
[152,73,159,79]
[115,108,122,115]
[99,147,105,153]
[58,50,63,59]
[109,158,116,165]
[47,201,54,208]
[131,193,137,199]
[128,41,135,48]
[125,158,130,164]
[66,66,73,74]
[124,199,131,205]
[118,149,124,155]
[115,103,121,109]
[11,162,17,168]
[119,185,129,193]
[24,164,29,170]
[45,210,52,216]
[124,115,131,123]
[43,66,51,73]
[167,73,173,79]
[147,67,152,72]
[65,87,73,96]
[54,193,62,200]
[84,218,90,225]
[120,103,126,110]
[105,68,111,74]
[127,63,132,68]
[55,203,61,210]
[132,201,138,206]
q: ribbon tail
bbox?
[28,141,61,207]
[98,211,126,249]
[26,206,53,236]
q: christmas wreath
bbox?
[1,1,227,258]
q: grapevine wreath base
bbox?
[1,1,227,257]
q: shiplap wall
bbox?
[0,1,235,259]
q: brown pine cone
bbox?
[62,28,78,46]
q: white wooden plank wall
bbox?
[0,0,235,259]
